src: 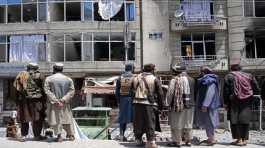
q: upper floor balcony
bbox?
[171,55,228,71]
[171,0,227,31]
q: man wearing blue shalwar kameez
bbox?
[115,64,135,141]
[195,66,221,146]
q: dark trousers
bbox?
[120,123,127,135]
[231,124,249,140]
[133,104,156,141]
[21,120,43,137]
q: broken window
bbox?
[94,32,109,61]
[49,2,64,21]
[181,33,215,60]
[38,2,47,22]
[255,0,265,17]
[8,4,21,23]
[111,42,124,61]
[128,42,135,60]
[126,2,135,21]
[65,33,82,61]
[0,5,6,23]
[23,3,37,22]
[84,2,93,21]
[245,32,265,58]
[244,0,265,17]
[110,32,124,61]
[94,42,109,61]
[111,4,125,21]
[66,2,81,21]
[0,35,7,62]
[50,34,64,61]
[93,1,135,21]
[93,2,106,21]
[48,32,136,62]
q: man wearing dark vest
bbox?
[131,64,164,148]
[115,64,135,141]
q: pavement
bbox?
[0,137,264,148]
[0,128,265,148]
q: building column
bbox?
[0,79,3,112]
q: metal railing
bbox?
[172,55,227,68]
[252,95,264,131]
[177,2,224,23]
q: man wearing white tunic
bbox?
[166,68,194,147]
[44,63,75,142]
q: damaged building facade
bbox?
[0,0,265,126]
[228,0,265,72]
[0,0,139,119]
[142,0,228,77]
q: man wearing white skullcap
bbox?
[44,63,75,142]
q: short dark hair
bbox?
[143,64,155,72]
[200,66,213,74]
[53,66,63,73]
[125,64,134,72]
[230,64,242,71]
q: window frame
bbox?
[245,32,265,59]
[49,32,136,62]
[0,34,47,63]
[0,0,136,23]
[180,32,216,60]
[244,0,265,17]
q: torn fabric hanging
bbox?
[181,0,212,22]
[98,0,124,20]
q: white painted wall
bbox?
[142,0,171,72]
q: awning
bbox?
[83,86,115,94]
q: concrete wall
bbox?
[0,79,3,112]
[0,0,141,76]
[227,0,244,64]
[227,0,265,70]
[142,0,171,72]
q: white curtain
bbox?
[182,0,212,22]
[9,35,45,62]
[9,36,22,62]
[98,0,124,20]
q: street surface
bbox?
[0,128,264,148]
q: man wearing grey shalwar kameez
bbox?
[44,63,75,142]
[166,69,195,147]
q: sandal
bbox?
[166,142,181,147]
[17,136,26,142]
[135,139,144,147]
[199,140,217,146]
[55,135,63,142]
[236,141,247,146]
[185,142,192,147]
[68,135,75,141]
[230,140,239,145]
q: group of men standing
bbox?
[115,63,262,148]
[116,64,163,148]
[13,63,76,142]
[11,61,263,147]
